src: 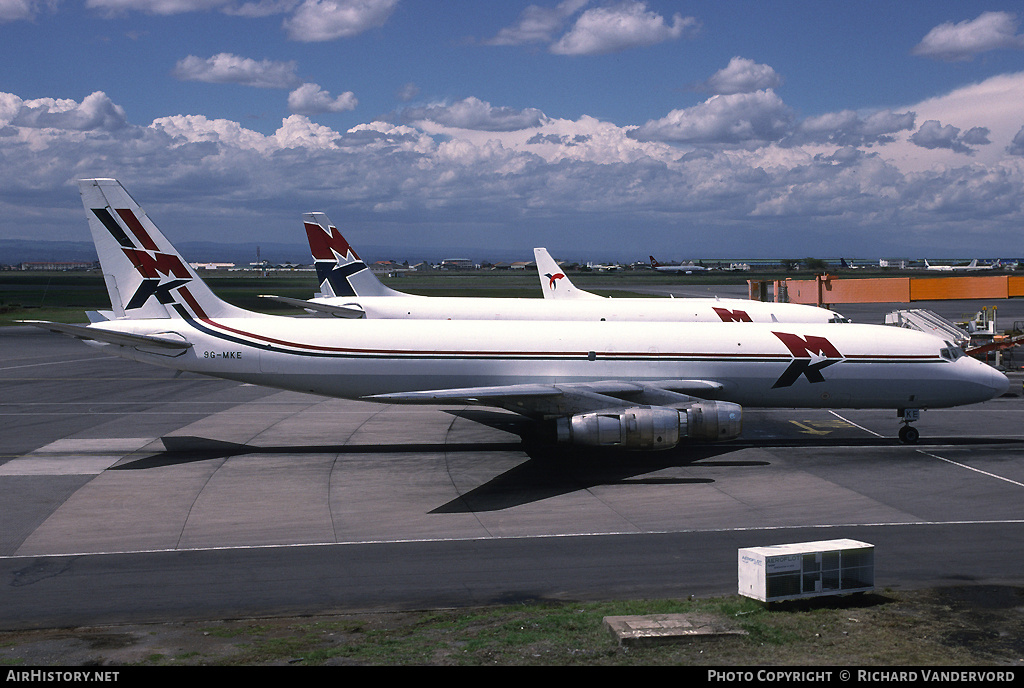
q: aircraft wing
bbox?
[20,320,193,350]
[366,379,724,416]
[259,294,366,319]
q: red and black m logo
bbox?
[305,220,366,297]
[713,307,752,322]
[771,332,843,388]
[92,208,191,310]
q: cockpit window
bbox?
[939,341,965,361]
[829,315,851,323]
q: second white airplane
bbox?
[264,214,849,324]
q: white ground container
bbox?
[738,539,875,603]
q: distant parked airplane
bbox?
[650,256,708,274]
[533,248,848,324]
[924,259,1000,272]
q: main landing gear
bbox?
[898,409,920,444]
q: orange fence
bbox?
[751,275,1024,306]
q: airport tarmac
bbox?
[1,297,1023,629]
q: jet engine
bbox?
[554,401,742,450]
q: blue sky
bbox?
[3,1,1024,262]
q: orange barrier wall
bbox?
[775,274,1024,305]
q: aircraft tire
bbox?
[899,425,920,444]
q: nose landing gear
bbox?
[898,409,920,444]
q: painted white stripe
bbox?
[3,518,1023,560]
[828,410,884,437]
[830,410,1024,488]
[914,450,1024,488]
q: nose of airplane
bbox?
[948,356,1009,405]
[987,365,1010,398]
[972,359,1010,400]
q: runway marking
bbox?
[789,419,853,435]
[913,450,1024,488]
[0,438,155,475]
[4,518,1024,560]
[830,411,1024,488]
[828,411,884,437]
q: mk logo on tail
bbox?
[305,220,359,263]
[771,332,842,388]
[305,220,367,298]
[545,272,565,290]
[92,208,192,310]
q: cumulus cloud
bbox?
[84,0,397,42]
[85,0,235,15]
[226,0,302,18]
[913,11,1024,61]
[3,73,1024,258]
[5,91,129,131]
[629,90,794,145]
[700,57,781,95]
[550,0,698,55]
[909,119,989,154]
[400,97,548,132]
[288,83,357,114]
[395,82,419,102]
[484,0,589,46]
[786,109,915,147]
[172,53,301,88]
[527,132,591,146]
[1007,125,1024,156]
[961,126,991,146]
[283,0,398,42]
[0,0,57,22]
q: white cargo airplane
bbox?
[265,214,848,324]
[24,179,1008,449]
[650,256,708,273]
[924,259,999,272]
[532,248,842,324]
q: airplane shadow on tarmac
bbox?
[106,409,1023,513]
[433,409,1024,512]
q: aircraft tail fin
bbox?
[78,178,249,321]
[533,248,602,299]
[303,212,404,298]
[650,255,660,268]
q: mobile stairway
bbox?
[884,308,970,347]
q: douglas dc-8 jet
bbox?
[264,214,848,324]
[532,248,846,323]
[25,179,1008,449]
[650,256,708,274]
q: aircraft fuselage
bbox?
[97,316,1006,411]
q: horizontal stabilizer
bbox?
[259,295,366,319]
[20,320,193,350]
